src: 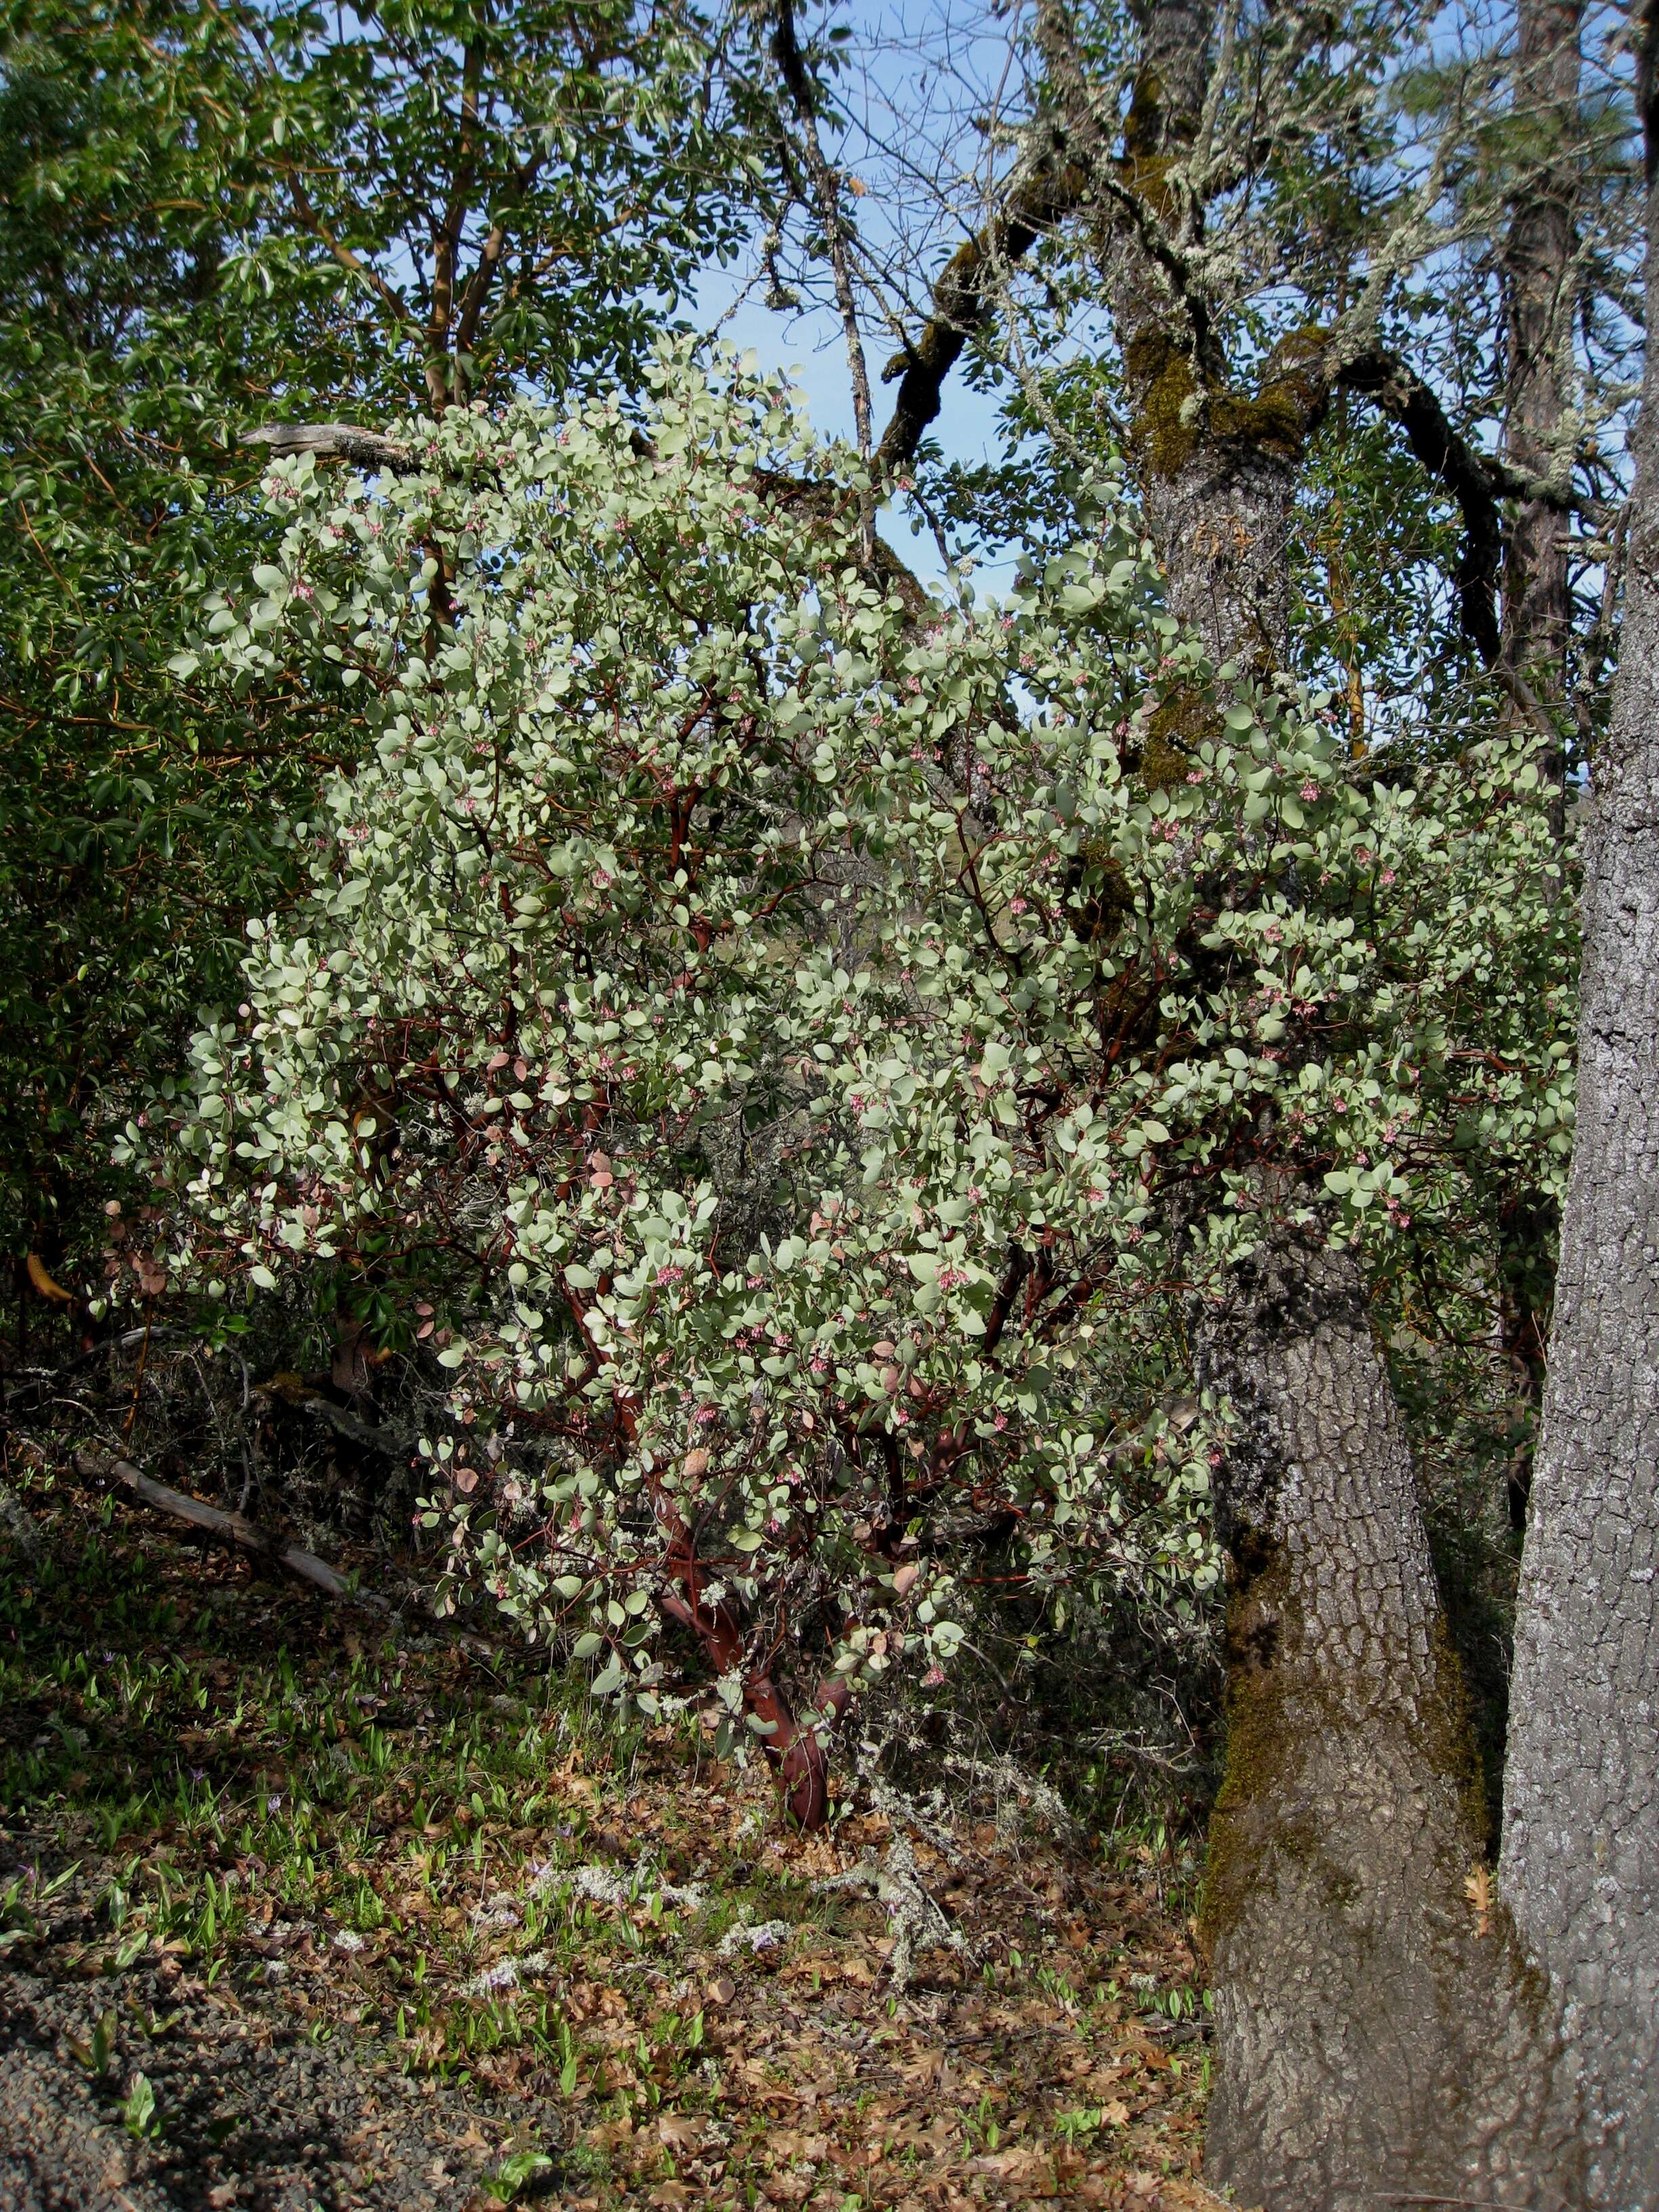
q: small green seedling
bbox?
[121,2071,161,2141]
[0,1875,32,1952]
[69,2009,118,2077]
[480,2148,554,2203]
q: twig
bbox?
[121,1309,152,1441]
[1374,2198,1565,2210]
[815,1832,970,1990]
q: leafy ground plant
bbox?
[1,1454,1225,2209]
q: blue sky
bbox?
[684,0,1036,586]
[688,259,1015,587]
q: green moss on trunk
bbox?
[1126,329,1201,480]
[1125,330,1318,486]
[1201,1532,1492,1958]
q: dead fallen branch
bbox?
[73,1449,385,1610]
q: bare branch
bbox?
[75,1448,385,1609]
[771,0,876,490]
[874,136,1082,477]
[243,423,417,472]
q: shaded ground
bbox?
[0,1458,1227,2211]
[0,1951,495,2211]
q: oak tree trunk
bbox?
[1197,1228,1577,2210]
[1050,7,1569,2187]
[1029,3,1611,2193]
[1500,23,1659,2199]
[1132,416,1568,2210]
[1105,228,1557,2212]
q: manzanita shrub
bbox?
[128,350,1574,1823]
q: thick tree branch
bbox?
[454,151,549,359]
[874,142,1082,476]
[243,423,416,472]
[427,37,485,412]
[1033,0,1215,364]
[1498,0,1585,693]
[1336,347,1584,663]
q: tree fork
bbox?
[644,1420,850,1830]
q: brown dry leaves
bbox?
[547,1760,1227,2212]
[0,1482,1229,2212]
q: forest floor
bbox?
[0,1458,1228,2212]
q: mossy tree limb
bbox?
[1032,0,1595,666]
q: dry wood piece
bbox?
[73,1449,384,1609]
[243,422,415,472]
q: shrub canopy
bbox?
[136,352,1574,1767]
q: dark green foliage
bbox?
[0,0,757,1275]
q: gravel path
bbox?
[0,1959,537,2211]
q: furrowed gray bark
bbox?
[1500,12,1659,2199]
[1197,1228,1576,2210]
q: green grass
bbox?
[1,1467,817,2093]
[0,1461,1214,2206]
